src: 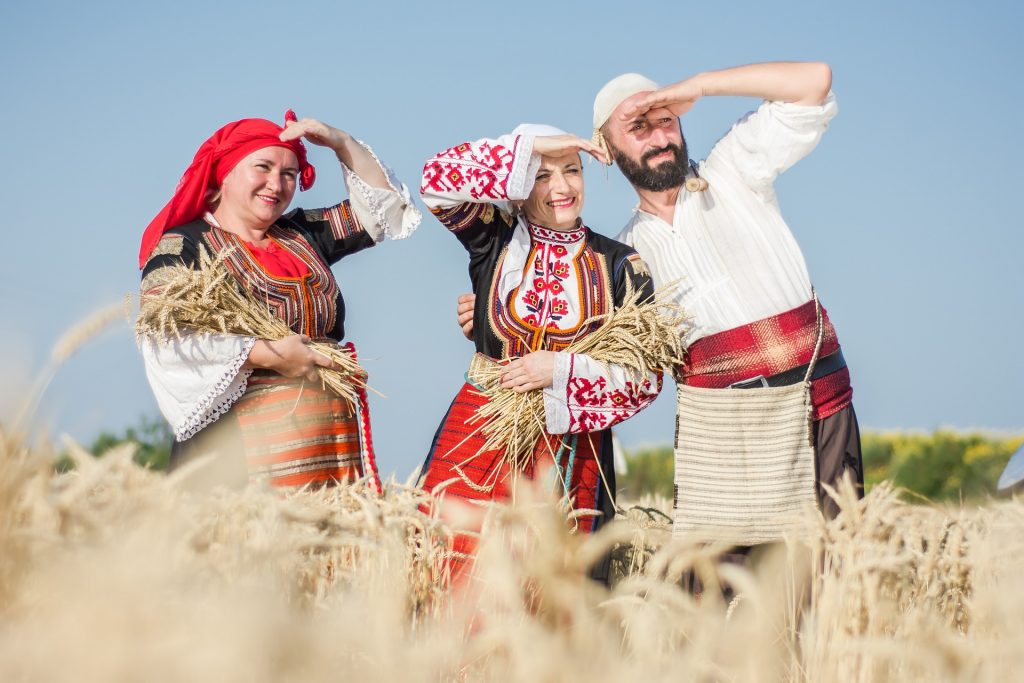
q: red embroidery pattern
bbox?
[490,242,610,357]
[528,221,585,244]
[517,223,584,330]
[421,138,518,200]
[567,374,659,433]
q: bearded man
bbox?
[592,62,861,526]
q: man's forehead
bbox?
[612,97,674,126]
[611,91,654,119]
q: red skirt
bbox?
[421,381,609,577]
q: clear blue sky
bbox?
[2,0,1021,477]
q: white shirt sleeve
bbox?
[139,333,256,442]
[341,140,422,242]
[543,352,661,435]
[704,92,839,199]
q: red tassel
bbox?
[300,165,316,192]
[345,342,382,495]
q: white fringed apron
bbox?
[672,296,824,544]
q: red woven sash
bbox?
[681,299,852,419]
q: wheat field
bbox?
[2,307,1020,682]
[1,422,1022,682]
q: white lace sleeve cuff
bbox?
[342,139,422,242]
[139,333,257,442]
[542,351,573,435]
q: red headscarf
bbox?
[138,110,316,268]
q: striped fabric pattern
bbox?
[322,202,364,240]
[673,382,819,545]
[234,371,364,488]
[681,298,852,420]
[203,226,339,339]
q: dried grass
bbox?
[4,306,1024,682]
[3,429,1023,682]
[135,247,369,407]
[467,286,687,475]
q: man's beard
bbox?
[613,139,690,192]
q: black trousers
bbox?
[812,403,864,518]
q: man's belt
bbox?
[729,349,847,389]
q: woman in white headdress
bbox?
[418,124,662,579]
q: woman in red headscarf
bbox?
[139,113,420,489]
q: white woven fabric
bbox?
[672,295,826,545]
[340,139,422,242]
[672,381,819,545]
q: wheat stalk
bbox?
[135,247,369,407]
[466,285,687,474]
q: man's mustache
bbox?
[641,144,682,164]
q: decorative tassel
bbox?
[685,177,709,192]
[283,109,316,191]
[685,160,709,192]
[591,128,614,167]
[345,341,383,495]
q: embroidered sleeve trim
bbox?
[431,202,492,234]
[420,134,525,202]
[149,234,185,260]
[174,337,256,442]
[323,202,363,240]
[140,265,177,296]
[564,353,661,434]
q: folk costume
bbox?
[418,125,661,573]
[595,77,862,531]
[139,113,420,489]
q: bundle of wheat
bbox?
[466,286,687,474]
[135,247,370,406]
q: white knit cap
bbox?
[591,73,659,162]
[592,73,659,132]
[511,123,568,137]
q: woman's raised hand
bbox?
[247,334,334,382]
[282,117,389,187]
[532,134,609,165]
[280,117,351,151]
